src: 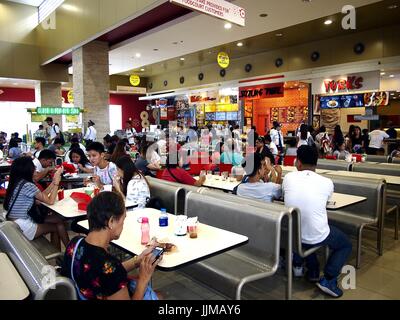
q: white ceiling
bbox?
[109,0,382,75]
[6,0,44,6]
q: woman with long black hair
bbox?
[113,155,150,209]
[4,157,70,250]
[68,148,94,173]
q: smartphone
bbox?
[56,158,63,166]
[152,247,164,264]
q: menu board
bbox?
[226,112,238,121]
[215,112,226,121]
[320,94,364,109]
[364,92,389,107]
[205,113,216,121]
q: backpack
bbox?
[53,125,65,145]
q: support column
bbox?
[72,41,110,141]
[35,82,62,129]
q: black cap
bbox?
[45,117,53,122]
[88,120,95,126]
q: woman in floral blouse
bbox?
[113,155,150,209]
[62,192,161,300]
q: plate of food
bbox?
[327,100,339,108]
[147,237,178,254]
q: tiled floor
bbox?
[148,217,400,300]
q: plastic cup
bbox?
[57,189,64,201]
[84,187,94,196]
[188,225,198,239]
[103,185,112,192]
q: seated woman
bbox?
[113,155,150,209]
[135,143,161,177]
[4,157,70,250]
[333,142,351,161]
[236,153,282,202]
[61,192,161,300]
[211,141,224,165]
[8,138,22,160]
[161,155,205,187]
[255,136,275,165]
[110,140,128,163]
[220,138,244,166]
[68,148,94,174]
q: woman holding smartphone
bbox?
[62,192,161,300]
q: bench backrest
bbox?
[0,222,76,300]
[317,159,352,171]
[353,163,400,177]
[185,192,289,266]
[364,155,390,163]
[147,177,204,214]
[324,175,385,221]
[146,178,185,215]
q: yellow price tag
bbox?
[130,75,141,87]
[217,52,230,69]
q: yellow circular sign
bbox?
[217,52,230,69]
[130,74,141,87]
[67,90,74,104]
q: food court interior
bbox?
[1,0,400,301]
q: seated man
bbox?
[236,153,282,202]
[33,149,57,182]
[47,138,65,156]
[28,137,46,159]
[282,145,352,298]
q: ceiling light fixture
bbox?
[180,57,185,61]
[153,48,159,51]
[140,68,145,72]
[224,22,232,29]
[259,13,268,17]
[389,75,395,78]
[135,53,141,58]
[388,4,398,9]
[380,72,386,76]
[237,42,243,47]
[275,33,283,37]
[324,19,333,25]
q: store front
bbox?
[239,82,311,136]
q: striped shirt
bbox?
[7,181,40,220]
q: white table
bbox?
[325,170,400,185]
[42,187,139,219]
[327,193,367,210]
[0,253,30,300]
[281,166,331,175]
[195,175,241,192]
[78,208,248,271]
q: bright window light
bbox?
[38,0,65,24]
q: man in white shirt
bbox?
[33,149,57,182]
[84,120,97,145]
[282,145,352,298]
[269,122,284,164]
[368,124,389,155]
[125,120,137,145]
[45,117,60,144]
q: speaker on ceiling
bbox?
[311,51,320,62]
[245,64,252,72]
[180,76,185,84]
[220,69,226,77]
[163,80,168,87]
[354,43,365,55]
[275,58,283,68]
[198,73,204,81]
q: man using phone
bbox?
[33,150,57,182]
[152,247,164,265]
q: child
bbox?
[86,142,117,189]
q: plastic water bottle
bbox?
[159,208,168,227]
[141,217,150,245]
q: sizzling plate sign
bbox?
[170,0,245,26]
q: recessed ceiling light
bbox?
[381,72,386,76]
[140,68,145,72]
[391,93,395,95]
[302,0,312,2]
[180,57,185,61]
[135,53,141,58]
[172,42,178,45]
[324,19,333,25]
[389,75,395,78]
[153,48,159,51]
[259,13,268,17]
[275,33,283,37]
[224,22,232,29]
[388,4,398,9]
[237,42,243,47]
[13,83,18,85]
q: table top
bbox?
[324,170,400,185]
[78,208,248,271]
[41,188,88,219]
[0,253,30,300]
[281,166,331,175]
[0,162,11,168]
[195,175,241,192]
[327,192,367,210]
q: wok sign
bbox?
[239,83,284,100]
[170,0,245,26]
[324,76,363,93]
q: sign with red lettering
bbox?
[239,83,284,100]
[170,0,245,26]
[324,76,363,93]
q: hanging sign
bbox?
[239,83,285,100]
[169,0,245,26]
[217,52,230,69]
[129,75,141,87]
[67,90,74,104]
[37,107,81,115]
